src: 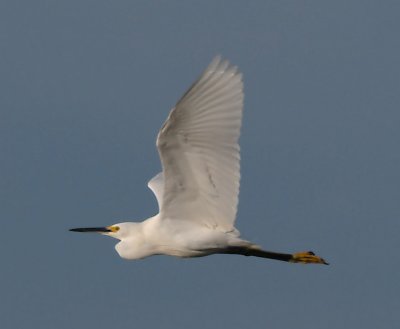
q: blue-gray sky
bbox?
[1,1,399,328]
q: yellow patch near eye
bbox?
[108,226,120,233]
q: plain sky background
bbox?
[1,1,399,328]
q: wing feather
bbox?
[153,57,243,232]
[147,172,164,210]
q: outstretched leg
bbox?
[222,246,328,265]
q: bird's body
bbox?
[112,215,247,260]
[71,57,328,265]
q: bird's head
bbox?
[70,222,144,260]
[69,222,135,240]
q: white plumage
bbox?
[154,56,243,232]
[70,56,328,266]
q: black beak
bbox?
[69,227,112,233]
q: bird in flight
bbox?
[70,57,328,265]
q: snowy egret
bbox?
[70,57,328,265]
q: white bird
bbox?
[70,57,328,265]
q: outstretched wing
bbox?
[152,57,243,232]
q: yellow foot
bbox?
[290,251,329,265]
